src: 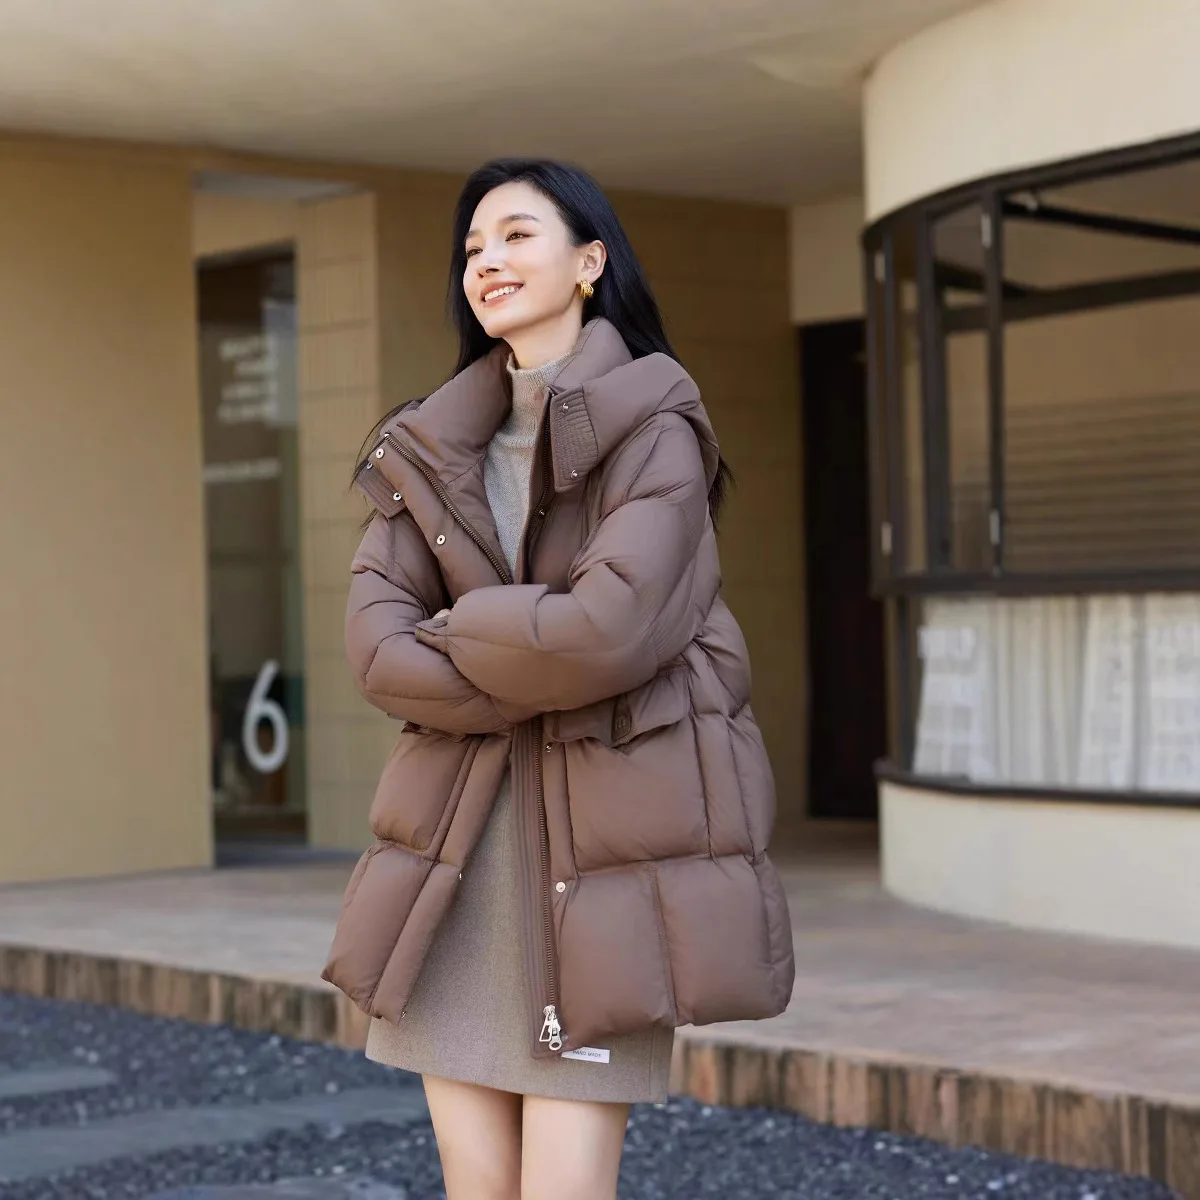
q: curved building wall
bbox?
[882,782,1200,950]
[864,0,1200,220]
[864,0,1200,949]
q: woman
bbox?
[323,158,795,1200]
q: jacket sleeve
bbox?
[346,511,514,735]
[416,415,709,712]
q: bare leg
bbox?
[422,1075,523,1200]
[520,1094,629,1200]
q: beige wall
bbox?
[864,0,1200,220]
[375,173,464,408]
[789,194,864,324]
[616,191,806,833]
[192,192,299,260]
[296,192,392,849]
[301,177,472,850]
[303,174,807,850]
[881,781,1200,949]
[0,139,212,883]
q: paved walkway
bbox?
[5,828,1200,1100]
[3,827,1200,1192]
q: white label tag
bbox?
[561,1046,610,1064]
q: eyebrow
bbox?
[465,212,542,240]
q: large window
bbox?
[915,592,1200,792]
[865,135,1200,795]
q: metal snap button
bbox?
[436,534,446,545]
[555,881,566,893]
[570,469,579,478]
[374,447,385,459]
[562,402,569,411]
[393,493,402,502]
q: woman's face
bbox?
[464,181,604,345]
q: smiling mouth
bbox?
[482,283,522,304]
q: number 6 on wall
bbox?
[243,659,289,774]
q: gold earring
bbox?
[577,279,594,299]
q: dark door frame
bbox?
[800,318,888,821]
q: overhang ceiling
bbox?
[0,0,984,204]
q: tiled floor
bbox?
[4,826,1200,1105]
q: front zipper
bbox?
[539,1005,563,1051]
[376,432,513,585]
[533,715,563,1052]
[527,406,563,1053]
[376,425,564,1055]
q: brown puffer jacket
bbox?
[323,318,795,1058]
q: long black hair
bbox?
[355,157,731,520]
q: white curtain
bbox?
[1140,594,1200,791]
[913,593,1200,793]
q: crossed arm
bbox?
[347,416,709,730]
[345,511,518,735]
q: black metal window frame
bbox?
[863,126,1200,601]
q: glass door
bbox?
[197,252,306,847]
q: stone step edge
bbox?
[672,1037,1199,1195]
[1,942,1197,1196]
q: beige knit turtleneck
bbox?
[484,350,575,575]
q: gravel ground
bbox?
[0,993,1180,1200]
[0,993,412,1136]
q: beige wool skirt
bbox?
[366,773,674,1102]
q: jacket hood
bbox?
[383,318,720,495]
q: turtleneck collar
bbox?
[504,348,576,437]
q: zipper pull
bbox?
[538,1004,563,1051]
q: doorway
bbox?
[196,250,306,853]
[801,319,888,820]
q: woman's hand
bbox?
[415,608,452,653]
